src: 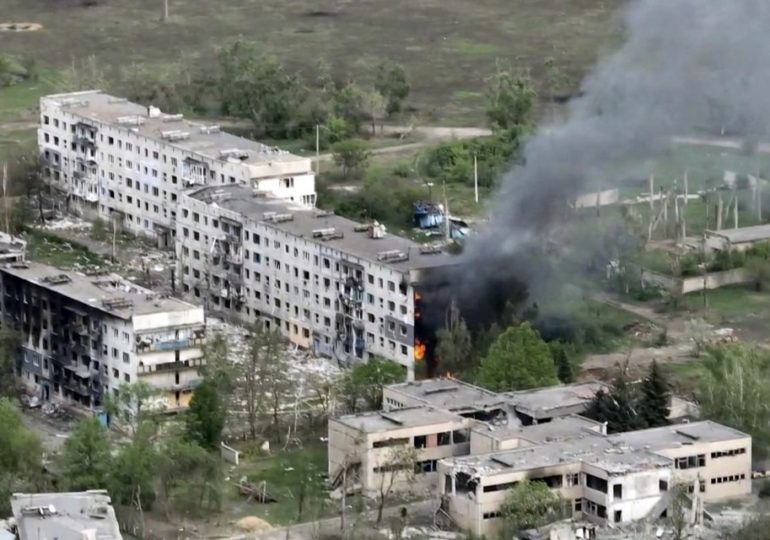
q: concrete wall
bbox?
[329,416,474,495]
[640,267,752,295]
[656,436,752,501]
[574,188,620,209]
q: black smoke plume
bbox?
[458,0,770,303]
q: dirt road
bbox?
[249,500,435,540]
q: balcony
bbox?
[136,336,204,354]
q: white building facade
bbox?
[0,261,206,410]
[38,91,316,248]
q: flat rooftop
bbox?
[446,421,749,478]
[188,184,455,272]
[0,261,201,319]
[611,420,750,451]
[446,431,672,477]
[706,224,770,243]
[385,378,510,413]
[11,490,122,540]
[334,406,465,432]
[473,415,605,444]
[504,381,608,418]
[42,91,309,172]
[0,231,26,255]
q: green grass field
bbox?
[224,443,331,526]
[1,0,624,125]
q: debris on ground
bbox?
[236,516,272,532]
[39,215,92,231]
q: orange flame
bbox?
[414,339,427,362]
[415,292,423,302]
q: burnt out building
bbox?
[0,261,205,410]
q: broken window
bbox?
[437,432,451,446]
[452,429,470,444]
[613,484,623,499]
[414,435,427,449]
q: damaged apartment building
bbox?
[328,378,752,538]
[0,261,205,410]
[37,91,316,248]
[176,184,453,378]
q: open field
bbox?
[2,0,624,125]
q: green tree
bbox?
[0,398,42,514]
[332,139,370,179]
[242,323,288,438]
[485,66,535,138]
[157,432,221,516]
[549,341,575,384]
[638,360,670,428]
[218,40,307,138]
[0,328,20,399]
[110,421,158,511]
[699,345,770,458]
[374,61,410,116]
[475,323,558,392]
[339,357,405,412]
[60,417,112,491]
[105,381,163,436]
[585,368,647,433]
[436,301,473,376]
[499,479,566,535]
[333,81,366,133]
[185,380,225,450]
[361,89,388,135]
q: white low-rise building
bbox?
[38,91,316,248]
[0,261,206,410]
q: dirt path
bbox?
[673,135,770,154]
[249,500,435,540]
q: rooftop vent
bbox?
[313,228,344,240]
[199,125,221,134]
[271,213,294,223]
[43,274,72,285]
[379,412,404,426]
[376,250,409,263]
[219,148,250,160]
[160,130,190,142]
[116,115,145,126]
[353,224,369,233]
[419,245,443,255]
[21,505,57,517]
[102,297,133,310]
[60,98,90,109]
[161,113,184,122]
[314,210,334,218]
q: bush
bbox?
[420,134,520,188]
[90,218,108,241]
[759,480,770,499]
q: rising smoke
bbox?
[462,0,770,292]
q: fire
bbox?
[444,371,455,379]
[414,339,427,362]
[415,292,423,302]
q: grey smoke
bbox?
[464,0,770,281]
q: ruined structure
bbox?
[38,91,316,248]
[0,261,205,410]
[176,185,454,378]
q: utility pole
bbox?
[162,0,169,21]
[734,190,739,229]
[473,153,479,204]
[443,181,450,241]
[649,174,655,211]
[111,215,117,263]
[2,163,8,234]
[315,124,320,177]
[683,169,689,206]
